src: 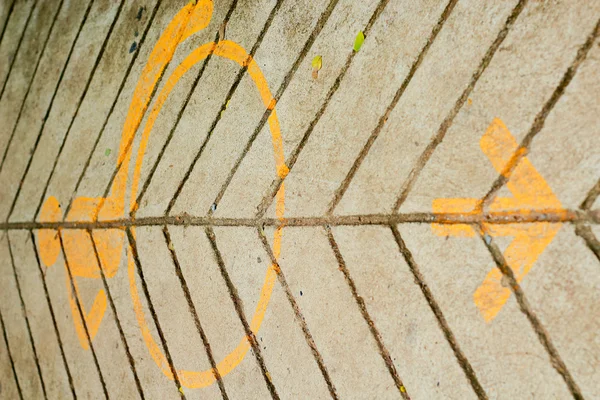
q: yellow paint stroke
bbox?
[37,0,287,389]
[432,118,562,322]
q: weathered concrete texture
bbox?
[519,225,600,398]
[331,225,476,399]
[266,0,452,218]
[8,230,72,399]
[400,0,600,213]
[397,223,572,398]
[31,232,107,398]
[335,0,519,216]
[269,226,400,398]
[0,235,45,399]
[0,0,35,91]
[0,0,599,398]
[0,310,21,400]
[7,0,121,222]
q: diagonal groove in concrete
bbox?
[477,223,584,399]
[58,231,110,399]
[389,225,488,399]
[254,0,398,218]
[29,231,77,399]
[5,233,48,399]
[325,0,459,216]
[256,227,339,399]
[0,0,65,174]
[391,0,529,213]
[60,0,164,221]
[205,226,280,399]
[325,226,410,398]
[125,227,187,399]
[88,229,146,399]
[161,226,230,399]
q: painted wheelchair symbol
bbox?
[37,0,287,389]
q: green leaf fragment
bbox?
[354,31,365,52]
[105,148,111,156]
[311,55,322,70]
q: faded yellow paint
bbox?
[433,118,562,322]
[36,0,287,389]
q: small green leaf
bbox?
[311,55,322,79]
[353,31,365,52]
[105,148,111,156]
[311,55,322,70]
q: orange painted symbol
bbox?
[37,0,288,388]
[432,118,562,322]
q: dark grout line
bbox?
[389,225,488,400]
[0,0,38,100]
[5,233,48,399]
[326,0,458,216]
[23,0,126,224]
[254,0,394,218]
[479,17,600,212]
[88,229,146,400]
[205,226,280,399]
[0,310,24,400]
[477,223,584,399]
[392,0,529,213]
[61,0,163,220]
[325,226,409,398]
[162,226,230,399]
[29,230,77,399]
[0,0,65,175]
[165,0,286,216]
[581,178,600,211]
[575,224,600,264]
[1,0,94,223]
[0,0,16,46]
[133,0,240,217]
[1,208,597,231]
[256,227,339,399]
[57,232,110,400]
[207,0,341,216]
[125,227,186,399]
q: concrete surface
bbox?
[0,0,599,399]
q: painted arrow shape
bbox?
[432,118,562,322]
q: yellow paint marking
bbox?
[433,118,562,322]
[37,0,286,389]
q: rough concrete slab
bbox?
[167,225,272,398]
[334,0,519,216]
[0,234,45,399]
[271,226,399,398]
[32,232,106,398]
[524,43,600,210]
[0,0,35,91]
[0,0,61,159]
[97,231,182,399]
[6,0,120,222]
[0,311,21,400]
[0,0,89,218]
[134,225,223,399]
[8,230,72,399]
[397,223,572,398]
[212,226,332,399]
[57,234,142,399]
[516,225,600,398]
[214,0,379,218]
[332,225,477,399]
[38,0,159,223]
[263,0,450,218]
[168,0,332,218]
[401,0,600,213]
